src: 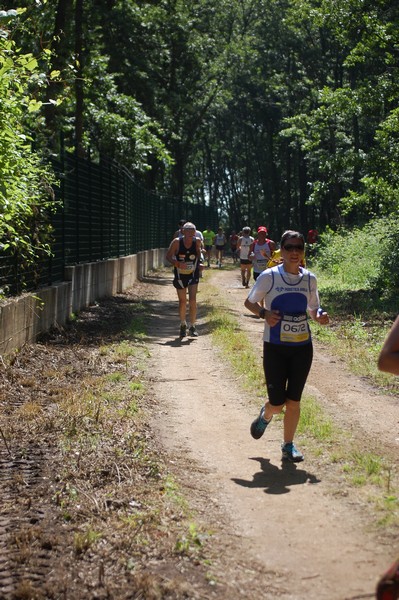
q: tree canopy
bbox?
[2,0,399,235]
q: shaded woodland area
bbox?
[2,0,399,254]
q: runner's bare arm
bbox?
[166,240,179,267]
[248,241,255,260]
[378,315,399,375]
[244,298,281,326]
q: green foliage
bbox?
[313,225,378,288]
[341,108,399,219]
[297,396,334,441]
[102,0,243,197]
[74,528,102,556]
[203,283,264,394]
[84,52,172,171]
[0,30,57,285]
[5,0,399,235]
[314,216,399,297]
[371,218,399,295]
[175,522,206,556]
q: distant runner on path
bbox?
[249,226,276,284]
[166,222,203,338]
[214,227,227,268]
[202,225,216,267]
[237,227,254,288]
[244,229,329,462]
[172,218,187,240]
[229,230,239,263]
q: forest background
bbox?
[1,0,399,308]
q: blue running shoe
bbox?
[250,407,271,439]
[281,442,304,462]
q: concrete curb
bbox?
[0,248,168,357]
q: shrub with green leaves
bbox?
[314,217,399,298]
[0,20,57,290]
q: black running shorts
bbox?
[173,272,199,289]
[263,341,313,405]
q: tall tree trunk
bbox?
[244,134,252,225]
[298,151,308,232]
[75,0,85,158]
[44,0,73,151]
[171,143,185,209]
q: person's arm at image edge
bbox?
[378,315,399,375]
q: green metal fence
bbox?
[0,151,218,296]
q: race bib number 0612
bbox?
[280,315,309,343]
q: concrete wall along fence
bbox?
[0,248,168,357]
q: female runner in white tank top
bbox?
[244,230,329,462]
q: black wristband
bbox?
[259,308,266,319]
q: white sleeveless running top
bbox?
[239,235,254,260]
[247,264,320,345]
[252,240,272,273]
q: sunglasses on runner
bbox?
[283,244,304,251]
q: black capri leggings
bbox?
[263,341,313,406]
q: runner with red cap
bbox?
[249,226,276,285]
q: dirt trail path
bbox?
[145,264,398,600]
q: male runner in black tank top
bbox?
[166,222,202,338]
